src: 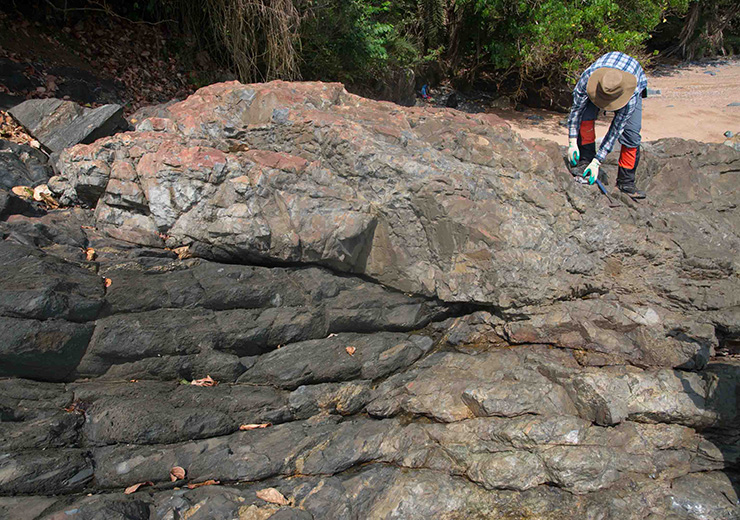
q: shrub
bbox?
[456,0,690,89]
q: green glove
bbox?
[583,158,601,185]
[568,138,580,166]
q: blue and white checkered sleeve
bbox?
[567,77,589,139]
[596,100,636,162]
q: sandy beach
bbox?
[492,59,740,146]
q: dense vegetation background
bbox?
[3,0,739,105]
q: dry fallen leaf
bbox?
[345,346,356,356]
[239,423,272,431]
[124,481,153,494]
[40,193,60,209]
[28,139,41,149]
[104,278,112,288]
[186,479,219,489]
[256,487,290,506]
[170,466,186,481]
[191,375,217,387]
[32,184,51,201]
[130,379,139,383]
[173,245,192,260]
[328,333,337,338]
[11,186,34,199]
[85,248,96,261]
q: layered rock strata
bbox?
[0,81,738,519]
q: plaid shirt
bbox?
[567,52,648,162]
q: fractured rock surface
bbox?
[0,81,738,519]
[9,98,127,154]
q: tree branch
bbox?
[43,0,176,26]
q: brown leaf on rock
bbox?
[11,186,34,199]
[63,399,89,415]
[345,346,356,356]
[124,481,153,494]
[191,375,217,387]
[104,278,112,288]
[170,466,186,481]
[32,184,50,201]
[239,423,272,431]
[1,110,36,146]
[173,246,192,260]
[256,487,290,506]
[40,193,60,209]
[85,248,96,261]
[186,479,219,489]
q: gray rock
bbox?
[558,364,739,428]
[39,496,152,520]
[367,346,580,422]
[0,449,93,495]
[48,84,740,370]
[0,187,39,219]
[288,381,372,419]
[9,98,127,153]
[77,381,289,445]
[1,207,93,254]
[0,410,81,450]
[101,259,447,332]
[89,413,724,496]
[238,332,434,389]
[0,241,104,322]
[0,316,94,381]
[0,497,60,520]
[503,299,715,369]
[0,139,53,189]
[1,81,739,518]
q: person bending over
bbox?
[567,51,647,199]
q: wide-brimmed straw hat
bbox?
[587,67,637,111]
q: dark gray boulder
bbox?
[0,316,93,381]
[238,332,434,389]
[0,139,53,189]
[9,98,127,153]
[0,449,93,495]
[0,241,104,322]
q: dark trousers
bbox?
[577,96,642,186]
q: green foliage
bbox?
[417,0,446,48]
[457,0,690,87]
[299,0,419,84]
[16,0,735,102]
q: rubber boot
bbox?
[617,146,646,199]
[577,120,596,164]
[571,120,597,180]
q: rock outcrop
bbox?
[9,98,127,153]
[0,81,738,519]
